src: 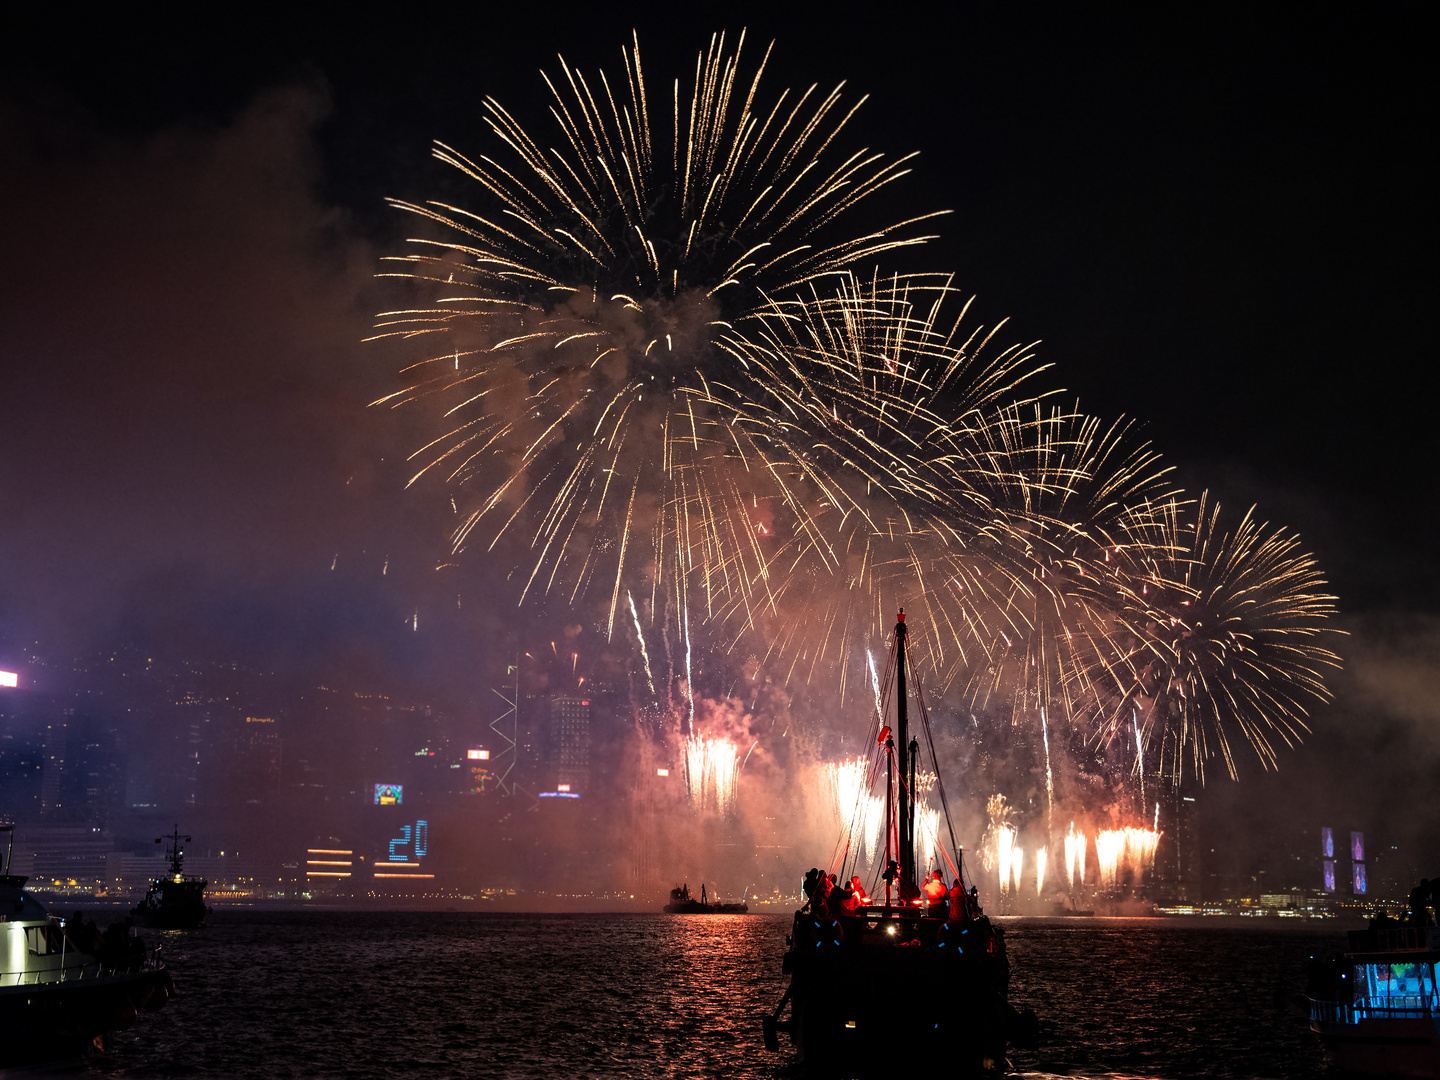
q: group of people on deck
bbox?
[924,869,983,922]
[802,865,983,923]
[801,868,871,917]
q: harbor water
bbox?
[21,912,1344,1079]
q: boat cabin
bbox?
[1322,927,1440,1023]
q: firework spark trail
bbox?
[917,806,940,871]
[868,649,882,721]
[1064,823,1085,888]
[683,607,694,735]
[1134,710,1145,804]
[1041,705,1054,835]
[862,795,885,865]
[1036,846,1047,897]
[828,756,869,829]
[1011,845,1024,896]
[628,591,656,697]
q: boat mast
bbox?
[883,726,895,907]
[895,610,916,894]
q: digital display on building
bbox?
[467,749,490,760]
[1320,827,1334,858]
[388,820,428,860]
[1323,858,1336,893]
[1351,831,1365,862]
[373,784,403,806]
[0,671,16,688]
[1353,862,1367,895]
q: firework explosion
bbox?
[1064,822,1086,888]
[377,29,1340,807]
[685,734,738,815]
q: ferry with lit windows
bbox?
[131,825,211,929]
[1,825,173,1064]
[761,612,1038,1077]
[1308,922,1440,1078]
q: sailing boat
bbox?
[761,610,1038,1076]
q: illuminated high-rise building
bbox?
[547,695,591,794]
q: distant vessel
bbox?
[762,611,1037,1076]
[0,825,172,1064]
[131,826,210,929]
[1307,921,1440,1078]
[663,882,749,914]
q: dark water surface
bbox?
[16,912,1347,1079]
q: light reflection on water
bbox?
[17,912,1346,1079]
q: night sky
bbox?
[2,8,1435,858]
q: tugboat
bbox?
[1307,914,1440,1078]
[131,826,210,929]
[664,882,749,914]
[0,825,173,1064]
[761,611,1038,1077]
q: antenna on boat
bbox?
[1,823,12,876]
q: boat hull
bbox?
[132,903,210,930]
[1311,1008,1440,1079]
[132,877,210,929]
[767,911,1028,1078]
[662,902,749,914]
[0,967,172,1065]
[786,947,1008,1075]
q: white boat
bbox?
[1309,922,1440,1078]
[0,825,173,1064]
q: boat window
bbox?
[25,924,64,955]
[1361,962,1424,999]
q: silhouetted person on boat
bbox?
[849,876,870,908]
[922,870,947,916]
[1408,880,1433,926]
[829,876,854,918]
[801,868,822,912]
[881,860,899,894]
[949,879,971,923]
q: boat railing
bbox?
[1312,996,1438,1023]
[0,949,162,988]
[0,960,108,987]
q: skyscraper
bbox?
[547,695,591,793]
